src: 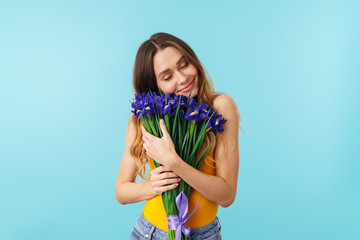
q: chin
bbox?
[190,91,198,98]
[189,86,198,98]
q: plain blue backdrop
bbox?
[1,0,359,239]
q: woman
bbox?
[115,32,240,239]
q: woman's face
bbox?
[153,47,199,98]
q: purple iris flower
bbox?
[196,103,209,122]
[186,98,196,109]
[185,108,198,121]
[185,102,210,122]
[131,108,142,119]
[163,103,172,114]
[131,91,227,132]
[143,103,155,115]
[212,115,227,133]
[179,109,185,120]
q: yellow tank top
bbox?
[142,156,219,232]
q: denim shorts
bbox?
[130,213,222,240]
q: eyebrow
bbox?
[158,55,186,79]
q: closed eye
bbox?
[163,60,189,81]
[180,61,189,69]
[164,75,172,81]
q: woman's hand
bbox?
[141,119,178,167]
[150,166,181,195]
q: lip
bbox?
[178,79,195,93]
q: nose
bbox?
[176,71,187,84]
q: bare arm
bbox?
[170,95,240,207]
[141,95,240,207]
[114,119,155,205]
[115,118,180,205]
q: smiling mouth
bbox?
[178,79,195,93]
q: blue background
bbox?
[1,0,359,239]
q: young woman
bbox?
[115,32,240,239]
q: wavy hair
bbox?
[130,32,228,180]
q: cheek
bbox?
[188,64,198,76]
[189,65,199,88]
[157,81,176,94]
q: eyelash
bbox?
[164,61,189,81]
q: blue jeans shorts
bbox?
[130,213,222,240]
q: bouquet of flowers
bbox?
[131,91,227,240]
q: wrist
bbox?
[168,153,180,170]
[146,180,158,197]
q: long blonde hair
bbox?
[131,32,226,180]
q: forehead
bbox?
[153,47,183,75]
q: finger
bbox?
[159,167,180,178]
[150,167,161,176]
[156,178,180,187]
[141,126,149,139]
[151,174,180,185]
[143,142,150,154]
[161,171,181,180]
[141,126,151,139]
[141,125,146,133]
[151,167,170,176]
[142,134,148,144]
[152,165,168,174]
[156,183,179,194]
[151,167,166,178]
[155,172,180,181]
[160,165,174,172]
[152,166,178,177]
[159,119,170,139]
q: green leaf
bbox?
[147,115,158,137]
[164,114,170,136]
[181,131,189,157]
[195,132,218,169]
[171,97,182,137]
[139,115,152,134]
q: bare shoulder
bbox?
[213,94,240,121]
